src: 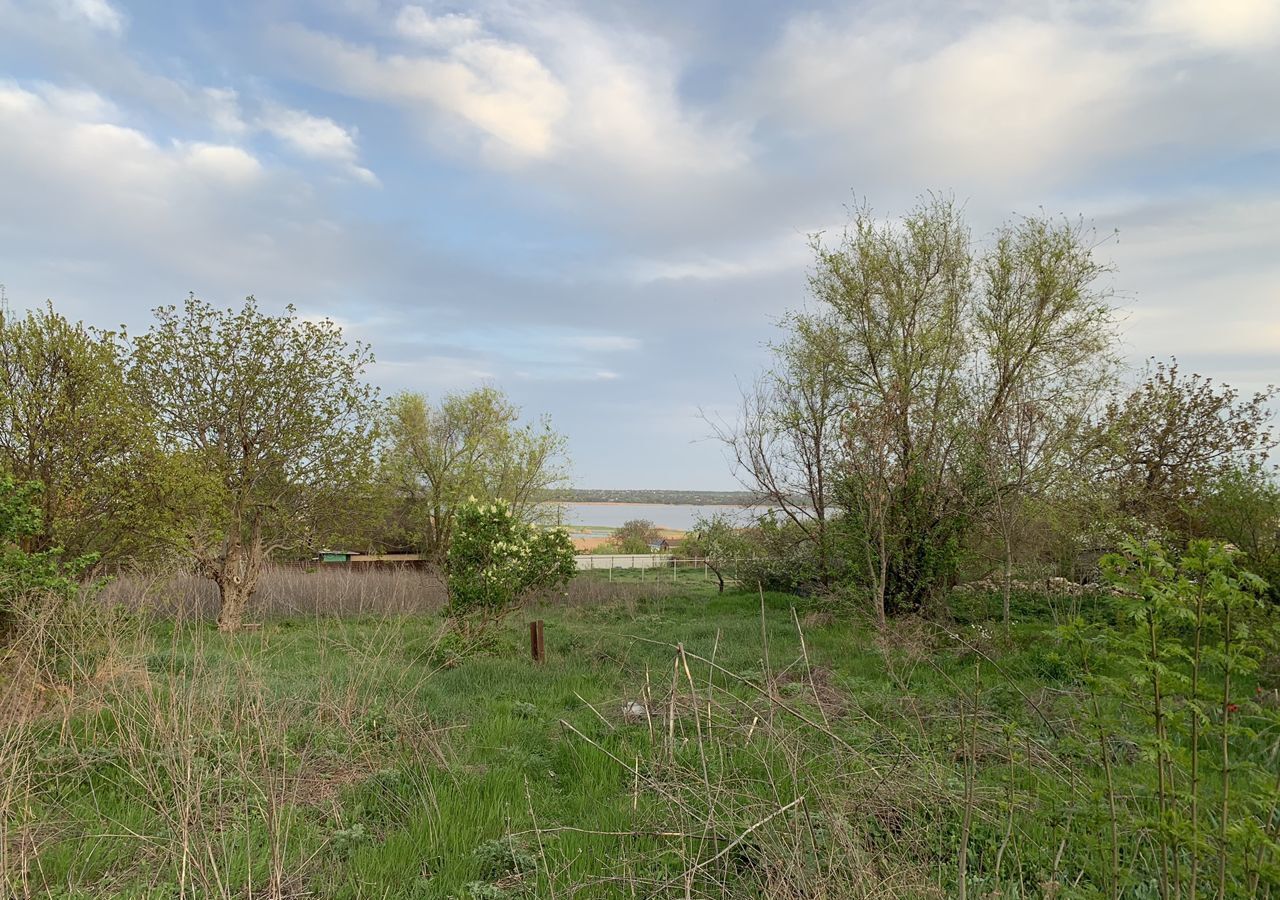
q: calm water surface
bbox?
[542,502,755,532]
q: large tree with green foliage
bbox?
[0,302,170,567]
[682,512,750,593]
[1190,465,1280,600]
[729,196,1118,622]
[611,519,661,554]
[380,388,568,562]
[130,296,378,630]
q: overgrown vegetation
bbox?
[713,196,1277,620]
[2,577,1277,897]
[2,194,1279,896]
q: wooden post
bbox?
[530,620,545,663]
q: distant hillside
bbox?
[542,488,757,505]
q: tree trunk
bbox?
[212,527,262,632]
[1002,554,1013,628]
[875,532,888,629]
[709,564,725,594]
[217,578,251,631]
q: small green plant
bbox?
[331,821,369,856]
[472,835,537,881]
[460,882,516,900]
[1087,537,1277,899]
[446,498,575,636]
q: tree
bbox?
[1193,465,1280,600]
[682,512,748,593]
[380,388,568,562]
[130,296,378,631]
[737,196,1118,621]
[971,215,1118,622]
[0,302,169,566]
[1092,359,1277,536]
[711,313,844,586]
[612,519,660,554]
[446,498,576,635]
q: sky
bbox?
[0,0,1277,489]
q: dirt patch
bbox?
[93,653,152,690]
[873,616,937,663]
[287,754,384,808]
[776,665,850,719]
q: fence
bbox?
[574,554,671,571]
[573,555,754,584]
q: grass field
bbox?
[3,580,1278,898]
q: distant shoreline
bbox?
[540,488,760,505]
[542,500,752,508]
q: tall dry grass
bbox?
[99,566,448,619]
[1,590,451,898]
[97,565,690,622]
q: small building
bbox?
[317,550,357,563]
[315,550,427,568]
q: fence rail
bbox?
[573,554,754,584]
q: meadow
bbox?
[5,571,1277,899]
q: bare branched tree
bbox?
[708,313,845,586]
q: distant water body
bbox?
[542,502,754,533]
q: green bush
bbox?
[2,474,96,629]
[445,498,575,635]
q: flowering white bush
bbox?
[445,498,576,633]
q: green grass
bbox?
[3,584,1278,898]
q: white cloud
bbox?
[204,87,247,136]
[33,83,118,120]
[0,83,263,199]
[0,80,348,291]
[394,6,483,45]
[259,103,378,184]
[53,0,124,35]
[1102,194,1280,372]
[625,234,811,284]
[1148,0,1280,51]
[179,142,263,184]
[275,24,568,161]
[517,9,749,179]
[756,3,1280,193]
[371,357,495,392]
[273,6,748,180]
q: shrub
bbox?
[2,475,96,631]
[1058,537,1279,897]
[446,498,575,635]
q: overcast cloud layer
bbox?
[1,0,1277,488]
